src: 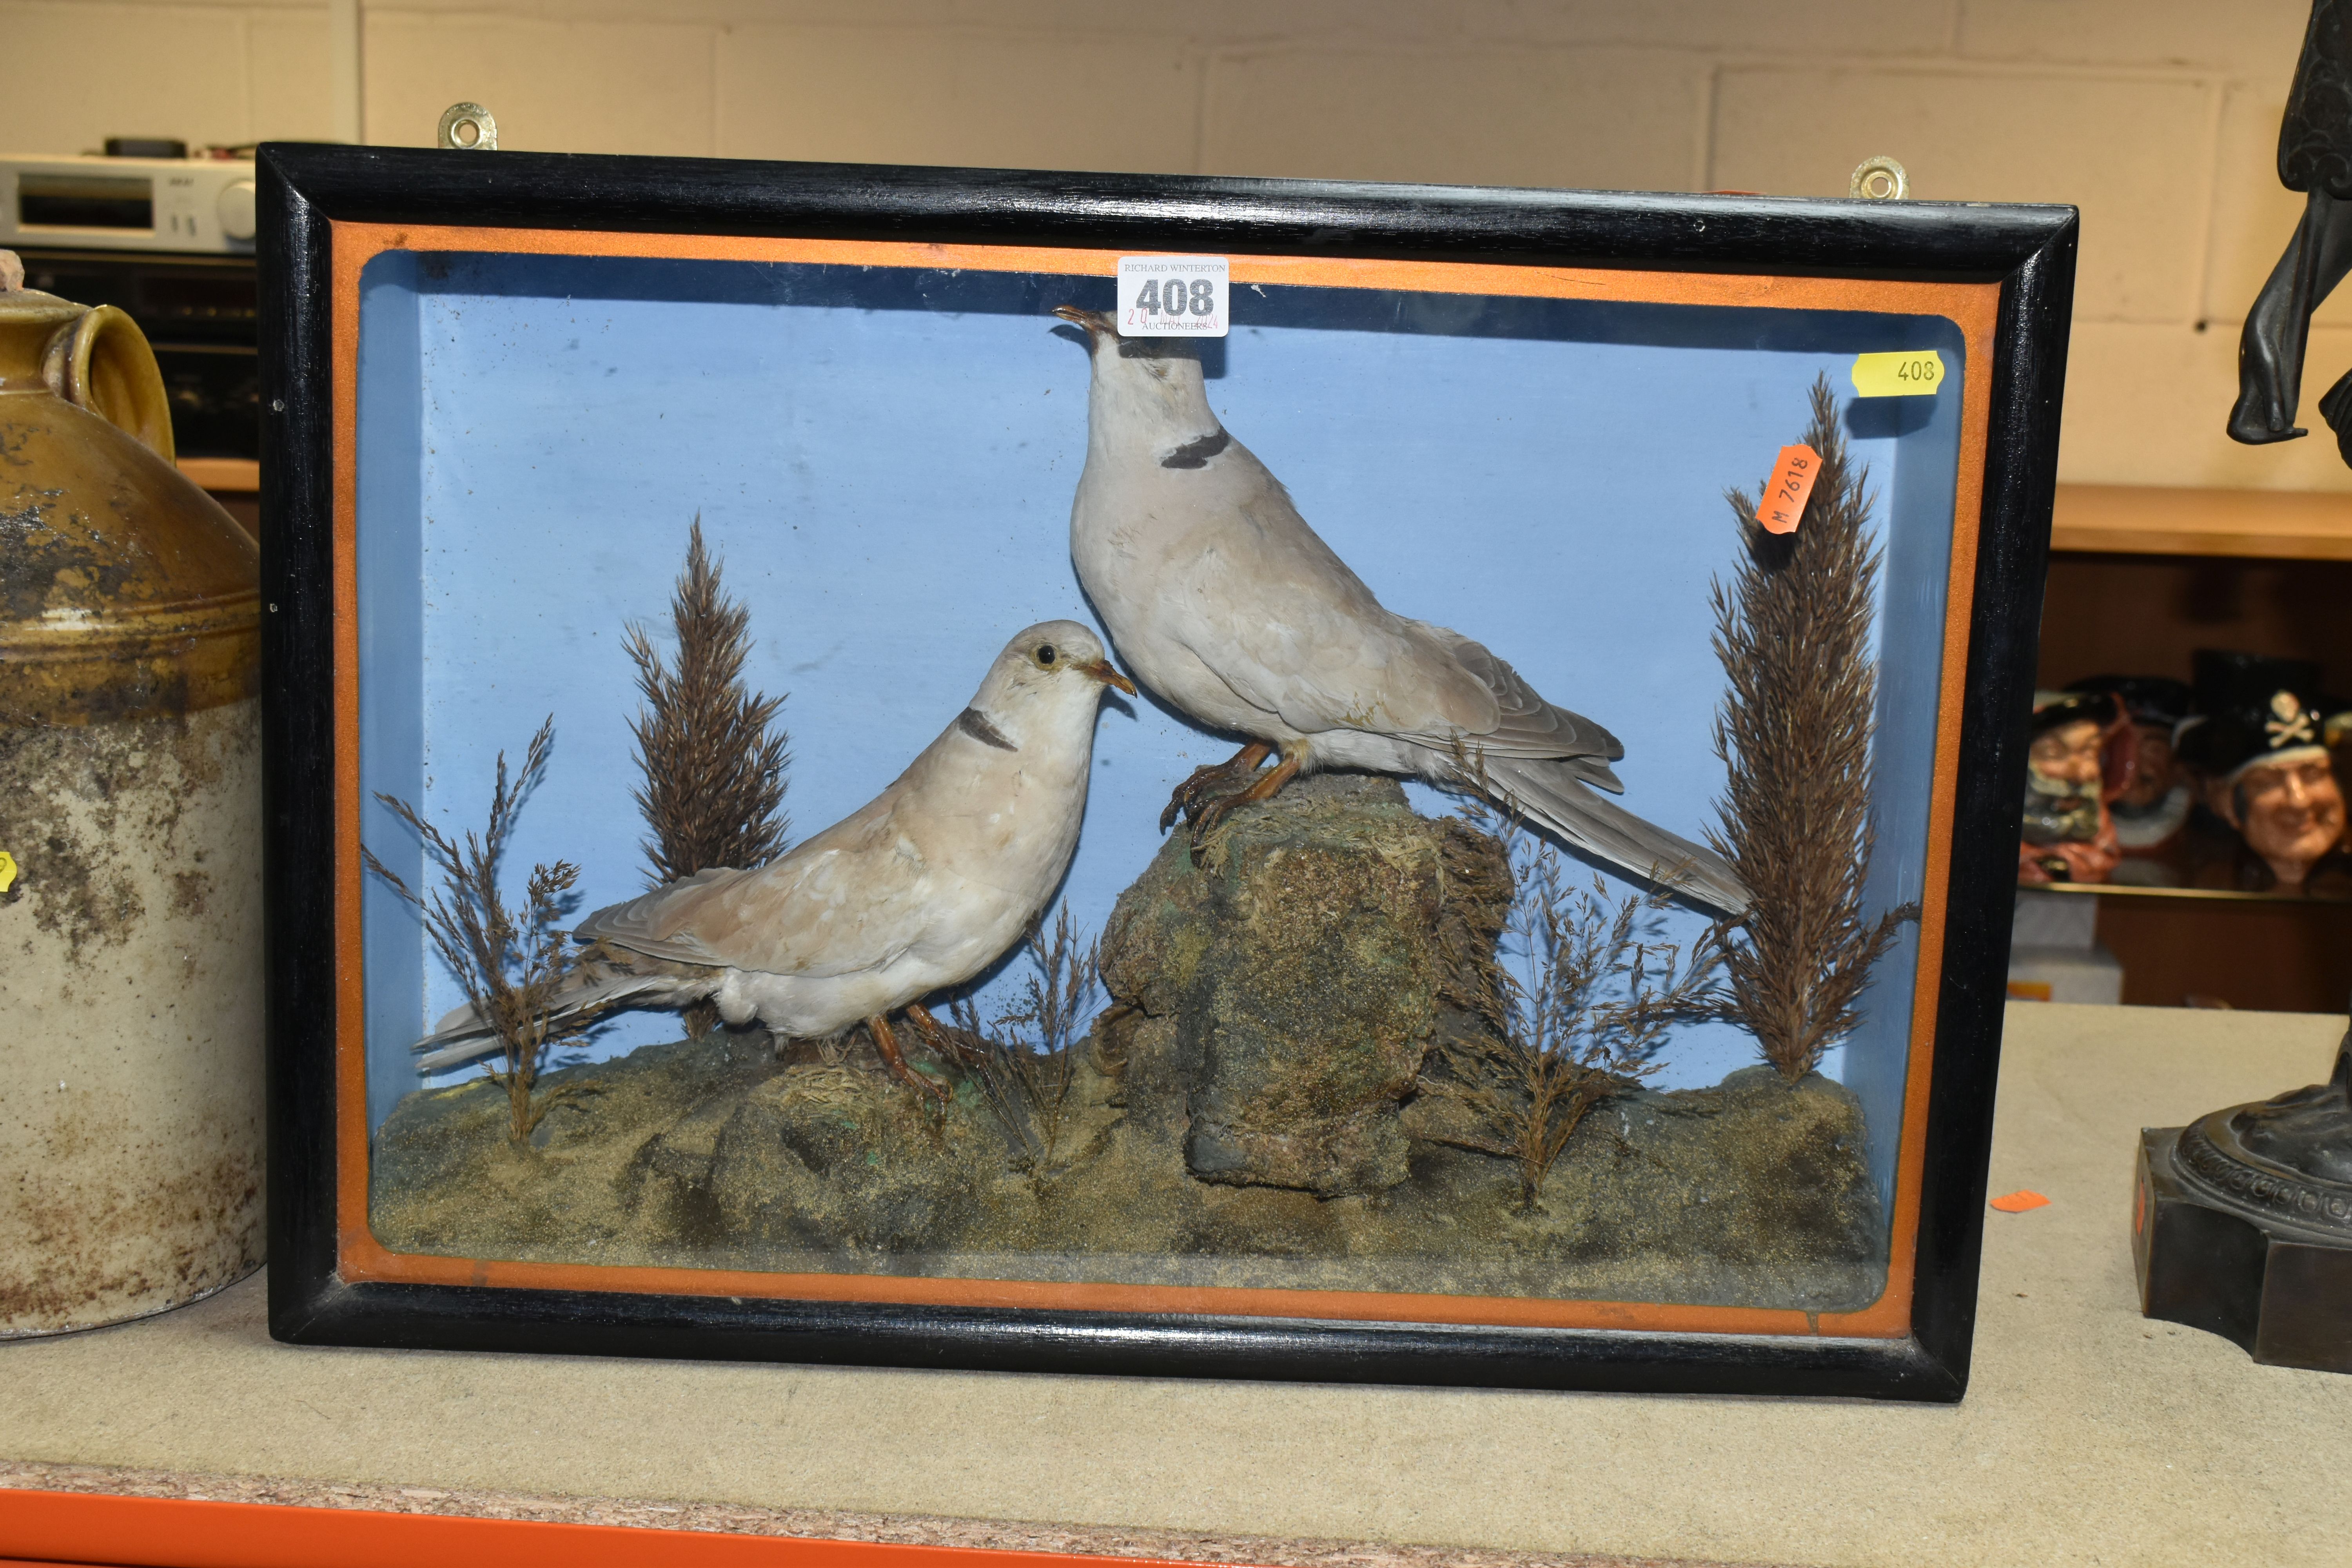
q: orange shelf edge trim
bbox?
[0,1489,1206,1568]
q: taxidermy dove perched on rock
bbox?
[415,621,1136,1098]
[1052,306,1748,918]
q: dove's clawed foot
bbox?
[1160,742,1274,832]
[867,1013,951,1104]
[906,1002,987,1067]
[1186,749,1304,861]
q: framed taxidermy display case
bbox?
[259,143,2074,1400]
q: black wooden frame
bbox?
[260,142,2074,1401]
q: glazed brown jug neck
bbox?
[0,254,256,726]
[0,258,173,460]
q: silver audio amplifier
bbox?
[0,154,258,255]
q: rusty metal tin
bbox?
[1,252,265,1334]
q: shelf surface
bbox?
[2051,483,2352,559]
[6,1004,2350,1568]
[2020,878,2352,906]
[175,456,259,492]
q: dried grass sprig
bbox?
[949,907,1100,1192]
[362,717,606,1147]
[1426,807,1722,1210]
[1709,377,1918,1082]
[626,517,791,1038]
[627,517,792,886]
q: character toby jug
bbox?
[0,250,264,1333]
[2183,651,2352,897]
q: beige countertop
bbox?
[5,1002,2349,1568]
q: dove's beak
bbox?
[1053,304,1112,337]
[1082,657,1137,696]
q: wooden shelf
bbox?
[2016,884,2352,1009]
[2051,483,2352,559]
[2036,489,2352,1006]
[2021,879,2352,907]
[176,456,258,492]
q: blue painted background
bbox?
[356,252,1964,1219]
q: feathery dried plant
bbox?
[1710,377,1917,1082]
[1427,809,1722,1210]
[949,906,1100,1192]
[362,717,606,1147]
[626,517,791,1036]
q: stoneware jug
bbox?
[0,249,264,1334]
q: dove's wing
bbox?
[1399,626,1626,786]
[573,865,752,965]
[576,782,936,980]
[1176,446,1621,770]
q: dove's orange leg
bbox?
[868,1013,949,1103]
[1188,746,1304,857]
[906,1002,986,1066]
[1160,741,1273,831]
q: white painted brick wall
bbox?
[5,0,2345,489]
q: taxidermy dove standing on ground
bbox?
[415,621,1136,1098]
[1052,307,1749,919]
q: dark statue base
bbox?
[2132,1033,2352,1373]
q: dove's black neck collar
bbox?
[1161,427,1229,469]
[957,708,1018,751]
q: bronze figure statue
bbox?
[2164,6,2352,1369]
[2230,0,2352,463]
[2137,1024,2352,1372]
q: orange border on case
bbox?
[328,221,1998,1340]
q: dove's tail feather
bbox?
[1472,755,1751,920]
[412,969,713,1074]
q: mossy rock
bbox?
[703,1063,991,1252]
[1098,773,1509,1197]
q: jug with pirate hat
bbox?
[2180,650,2352,895]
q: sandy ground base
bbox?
[370,1033,1885,1311]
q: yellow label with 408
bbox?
[1849,350,1945,398]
